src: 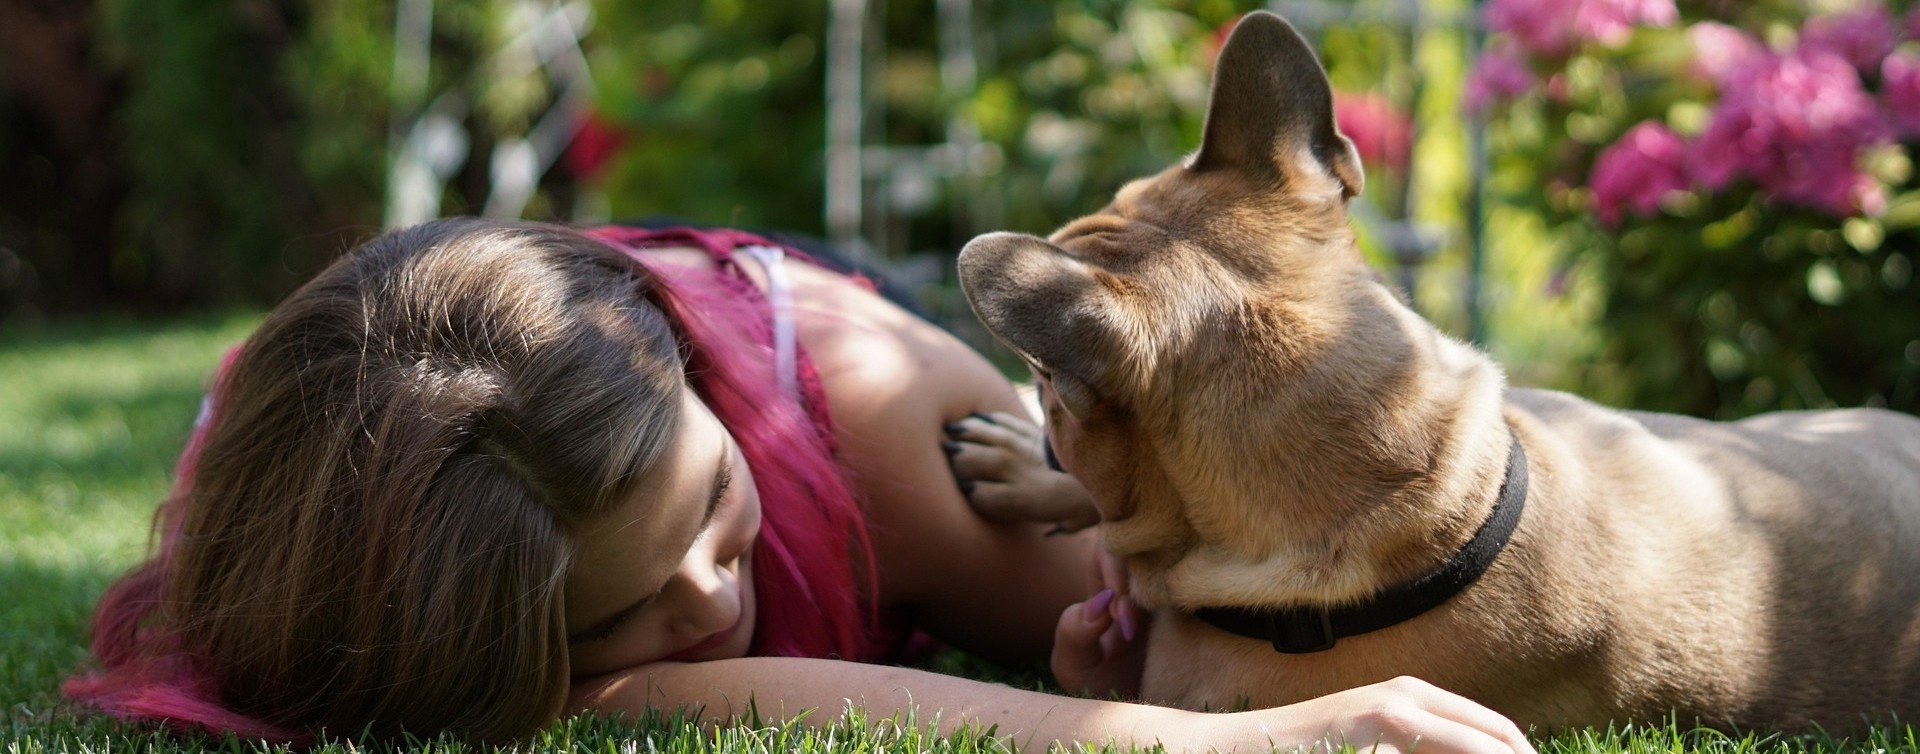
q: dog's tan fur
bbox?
[958,11,1920,731]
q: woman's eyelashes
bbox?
[572,452,737,647]
[572,598,650,645]
[703,462,734,528]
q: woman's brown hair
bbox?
[149,219,684,740]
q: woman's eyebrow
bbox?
[567,437,731,644]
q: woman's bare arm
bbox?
[774,259,1099,664]
[572,658,1535,754]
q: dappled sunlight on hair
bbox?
[64,219,884,743]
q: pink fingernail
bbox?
[1117,602,1137,641]
[1087,588,1115,615]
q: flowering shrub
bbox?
[1485,0,1678,56]
[1474,0,1920,417]
[1694,46,1889,217]
[1588,122,1689,227]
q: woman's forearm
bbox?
[573,659,1534,754]
[572,656,1209,751]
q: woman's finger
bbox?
[1114,594,1146,643]
[1348,705,1515,754]
[1051,590,1117,689]
[1381,678,1535,754]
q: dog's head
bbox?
[961,12,1467,607]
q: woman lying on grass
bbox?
[67,219,1533,753]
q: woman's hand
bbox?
[1202,676,1537,754]
[942,411,1100,533]
[1052,586,1149,699]
[1053,544,1145,699]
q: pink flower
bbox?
[1466,48,1537,113]
[1589,122,1691,227]
[1696,48,1892,216]
[1485,0,1573,55]
[1688,22,1766,84]
[1908,6,1920,40]
[1799,6,1897,72]
[1335,92,1415,172]
[1884,51,1920,137]
[1485,0,1677,56]
[1573,0,1679,46]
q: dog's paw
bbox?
[942,411,1099,531]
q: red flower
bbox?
[565,110,629,183]
[1334,91,1414,173]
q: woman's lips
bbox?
[661,615,743,662]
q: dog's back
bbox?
[1522,391,1920,727]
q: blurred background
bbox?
[2,0,1919,419]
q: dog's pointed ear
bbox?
[1191,11,1362,199]
[958,232,1136,419]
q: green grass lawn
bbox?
[2,313,1916,753]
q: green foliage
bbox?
[1,0,613,316]
[586,0,1260,247]
[588,1,833,229]
[91,0,331,306]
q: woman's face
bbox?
[564,388,761,677]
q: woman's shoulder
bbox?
[630,241,1016,418]
[783,259,1016,429]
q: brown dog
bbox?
[958,11,1920,732]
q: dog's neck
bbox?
[1136,277,1514,610]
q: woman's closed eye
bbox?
[568,453,735,646]
[570,599,648,644]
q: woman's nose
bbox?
[668,555,740,637]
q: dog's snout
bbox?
[958,232,1047,277]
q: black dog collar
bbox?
[1191,432,1529,653]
